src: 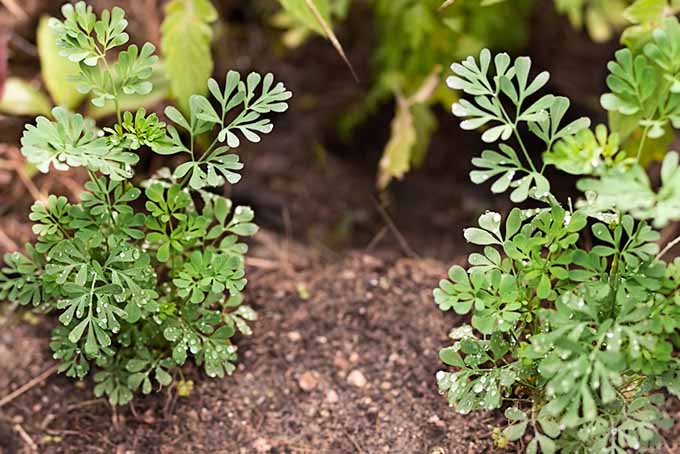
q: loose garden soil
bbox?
[1,251,502,454]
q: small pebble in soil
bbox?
[333,354,349,371]
[347,369,368,388]
[253,438,272,453]
[287,331,302,342]
[340,270,355,279]
[388,352,404,364]
[428,415,445,428]
[361,255,383,268]
[325,389,339,404]
[298,371,319,391]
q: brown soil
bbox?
[0,251,505,454]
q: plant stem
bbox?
[100,55,122,125]
[636,125,651,164]
[87,169,116,226]
[513,129,538,173]
[47,212,71,239]
[496,101,538,173]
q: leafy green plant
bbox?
[0,0,220,119]
[619,0,680,48]
[603,2,680,165]
[435,47,680,452]
[0,2,291,405]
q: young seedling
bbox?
[0,2,291,405]
[435,18,680,453]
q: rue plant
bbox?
[435,18,680,453]
[0,2,291,405]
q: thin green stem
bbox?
[496,101,538,173]
[197,136,221,163]
[513,129,538,173]
[635,125,651,164]
[47,213,71,239]
[606,221,642,318]
[87,169,116,226]
[99,54,122,125]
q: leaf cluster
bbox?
[0,2,291,406]
[436,48,680,452]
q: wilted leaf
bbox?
[377,67,440,189]
[378,96,416,189]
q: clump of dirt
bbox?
[0,250,504,454]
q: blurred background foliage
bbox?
[0,0,677,199]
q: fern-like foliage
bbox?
[0,2,291,406]
[435,47,680,452]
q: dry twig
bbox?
[0,0,27,20]
[372,196,419,259]
[0,364,58,408]
[13,423,37,452]
[0,226,18,251]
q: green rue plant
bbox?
[0,2,291,405]
[435,19,680,453]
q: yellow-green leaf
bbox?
[37,15,84,109]
[378,97,417,190]
[0,78,52,116]
[623,0,665,24]
[377,68,440,189]
[161,0,217,113]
